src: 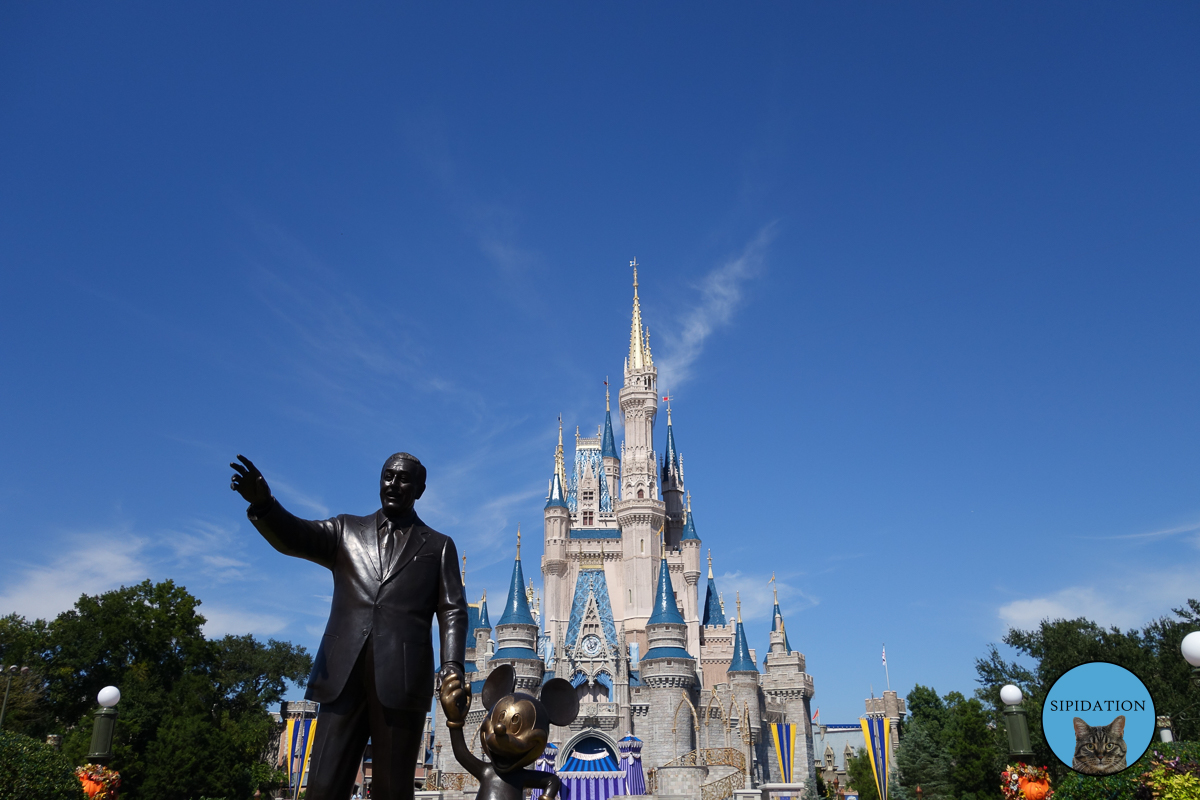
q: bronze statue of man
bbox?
[230,452,468,800]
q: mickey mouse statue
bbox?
[438,664,579,800]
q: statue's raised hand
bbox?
[230,455,272,507]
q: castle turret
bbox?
[543,432,571,647]
[601,381,620,503]
[493,531,544,692]
[639,535,697,768]
[616,262,665,656]
[761,580,817,788]
[680,492,702,658]
[661,405,685,547]
[698,550,734,691]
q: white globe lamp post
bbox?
[87,685,121,765]
[1000,684,1033,760]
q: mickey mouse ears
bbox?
[482,664,516,710]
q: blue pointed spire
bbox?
[478,591,491,630]
[681,503,699,541]
[769,574,792,652]
[602,382,619,460]
[702,550,726,626]
[497,532,536,626]
[663,407,680,477]
[647,546,684,625]
[728,594,758,673]
[545,469,568,510]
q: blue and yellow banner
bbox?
[770,723,798,783]
[859,716,890,800]
[283,718,319,790]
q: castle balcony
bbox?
[569,702,621,731]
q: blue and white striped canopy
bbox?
[560,738,622,777]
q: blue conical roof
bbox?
[771,603,792,652]
[702,577,725,626]
[647,557,684,625]
[728,620,757,673]
[478,597,491,630]
[497,555,536,626]
[681,510,699,541]
[545,470,568,510]
[601,410,618,459]
[663,413,680,477]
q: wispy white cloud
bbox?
[657,224,776,390]
[718,569,818,623]
[200,605,289,637]
[0,532,150,621]
[997,569,1200,631]
[271,479,331,519]
[1079,519,1200,542]
[166,519,253,582]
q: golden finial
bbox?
[605,378,610,412]
[769,572,778,605]
[482,588,487,601]
[516,525,521,560]
[462,553,467,584]
[687,491,692,513]
[736,591,742,623]
[707,549,713,579]
[719,593,726,614]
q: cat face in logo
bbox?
[1071,715,1127,775]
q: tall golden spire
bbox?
[736,591,742,623]
[555,415,568,492]
[770,571,778,605]
[516,525,521,560]
[628,260,646,371]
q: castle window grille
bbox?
[583,511,594,526]
[637,489,644,499]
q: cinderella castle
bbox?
[431,267,818,799]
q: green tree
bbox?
[846,747,881,800]
[2,581,311,800]
[0,730,85,800]
[0,613,53,737]
[892,684,1003,800]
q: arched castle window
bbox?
[637,489,644,499]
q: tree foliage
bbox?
[0,730,86,800]
[846,747,881,800]
[892,685,1003,800]
[0,580,312,800]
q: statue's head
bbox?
[380,452,426,519]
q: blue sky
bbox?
[2,4,1198,723]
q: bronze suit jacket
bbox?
[248,499,469,710]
